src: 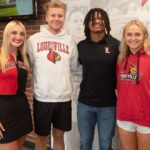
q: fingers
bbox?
[0,122,5,140]
[0,122,5,132]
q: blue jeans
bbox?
[77,102,116,150]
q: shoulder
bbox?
[63,33,73,41]
[66,35,74,42]
[63,34,76,46]
[77,39,89,54]
[77,39,88,47]
[106,35,120,45]
[28,32,40,41]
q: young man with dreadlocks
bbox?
[77,8,120,150]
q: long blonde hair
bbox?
[118,19,150,64]
[0,20,29,71]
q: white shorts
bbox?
[117,120,150,134]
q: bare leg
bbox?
[52,128,64,150]
[17,135,27,149]
[137,132,150,150]
[0,141,20,150]
[34,135,47,150]
[118,126,138,150]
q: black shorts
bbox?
[0,94,33,143]
[33,98,72,136]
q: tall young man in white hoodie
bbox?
[27,1,79,150]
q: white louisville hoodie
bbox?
[27,25,79,102]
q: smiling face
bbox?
[46,7,65,34]
[9,25,25,51]
[89,11,105,34]
[124,24,144,54]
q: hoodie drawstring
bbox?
[136,51,140,84]
[124,52,130,70]
[124,51,140,85]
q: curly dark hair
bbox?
[84,8,111,38]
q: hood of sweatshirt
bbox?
[39,24,67,38]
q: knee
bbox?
[35,135,47,150]
[80,136,93,145]
[99,136,112,150]
[80,137,93,150]
[52,128,64,140]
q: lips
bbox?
[13,42,23,46]
[15,41,22,44]
[93,24,103,27]
[14,41,22,44]
[129,42,138,45]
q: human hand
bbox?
[0,122,5,140]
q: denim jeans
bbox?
[77,102,116,150]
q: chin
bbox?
[12,44,22,48]
[94,31,103,34]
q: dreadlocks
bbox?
[84,8,111,38]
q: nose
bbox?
[55,15,59,19]
[95,19,101,23]
[131,35,136,40]
[15,33,24,41]
[55,15,61,20]
[16,33,22,39]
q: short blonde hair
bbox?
[118,19,150,64]
[43,0,67,14]
[0,20,29,71]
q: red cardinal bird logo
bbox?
[47,50,61,63]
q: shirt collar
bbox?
[86,34,111,44]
